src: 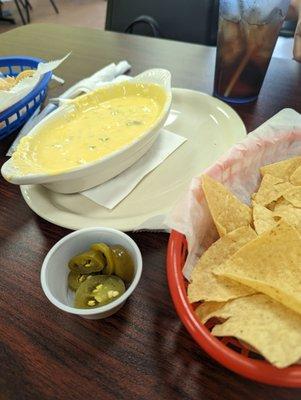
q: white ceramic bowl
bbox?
[40,227,142,319]
[1,69,172,194]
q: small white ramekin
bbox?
[41,227,142,319]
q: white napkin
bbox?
[81,129,187,209]
[64,61,131,94]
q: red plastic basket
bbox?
[166,229,301,387]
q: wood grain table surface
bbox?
[1,23,301,400]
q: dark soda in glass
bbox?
[214,1,290,103]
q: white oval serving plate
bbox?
[1,69,172,194]
[20,88,247,231]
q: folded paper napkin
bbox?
[82,129,187,209]
[166,108,301,279]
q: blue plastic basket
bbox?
[0,56,52,140]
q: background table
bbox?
[1,24,301,400]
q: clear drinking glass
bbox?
[214,0,290,103]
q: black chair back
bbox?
[105,0,219,46]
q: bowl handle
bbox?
[133,69,171,94]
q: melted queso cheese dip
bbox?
[13,82,167,175]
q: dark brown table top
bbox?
[1,23,301,400]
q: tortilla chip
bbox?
[195,301,226,323]
[214,221,301,315]
[260,156,301,181]
[202,175,251,237]
[290,165,301,186]
[281,184,301,208]
[274,199,301,231]
[252,203,277,235]
[253,174,286,206]
[205,294,301,368]
[188,226,257,303]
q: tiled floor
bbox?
[0,0,107,34]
